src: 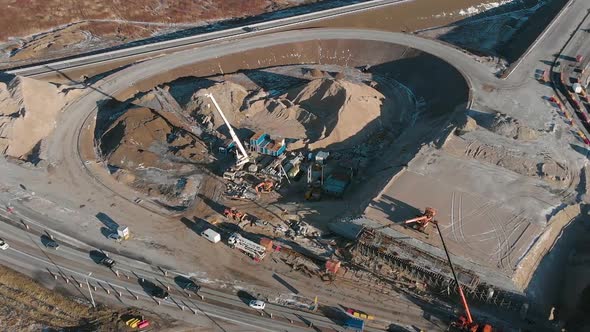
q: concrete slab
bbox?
[363,144,562,290]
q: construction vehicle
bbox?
[224,207,249,222]
[433,222,495,332]
[404,207,437,232]
[227,232,266,260]
[371,207,437,233]
[255,179,274,193]
[206,93,250,167]
[304,181,322,201]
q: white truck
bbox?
[201,229,221,243]
[227,233,266,260]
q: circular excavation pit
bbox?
[91,36,469,212]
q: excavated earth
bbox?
[95,65,411,208]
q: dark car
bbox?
[152,286,169,300]
[41,234,59,250]
[243,26,258,32]
[184,280,201,293]
[45,240,60,250]
[100,257,116,268]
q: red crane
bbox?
[433,221,494,332]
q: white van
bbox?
[201,229,221,243]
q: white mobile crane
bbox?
[205,93,250,167]
[227,233,266,260]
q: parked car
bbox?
[100,257,116,268]
[249,300,266,310]
[0,238,9,250]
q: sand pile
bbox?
[285,78,385,149]
[185,81,249,130]
[189,78,387,150]
[0,76,69,158]
[100,106,208,170]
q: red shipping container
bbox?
[138,320,150,329]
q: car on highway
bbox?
[44,240,60,250]
[0,238,9,250]
[184,280,201,293]
[140,279,169,300]
[100,257,116,268]
[243,26,259,32]
[249,300,265,310]
[151,286,169,300]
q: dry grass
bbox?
[0,0,298,41]
[0,0,315,64]
[0,265,141,331]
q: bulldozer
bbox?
[255,179,274,193]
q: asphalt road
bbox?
[0,209,383,332]
[6,0,413,77]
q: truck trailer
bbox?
[227,233,266,260]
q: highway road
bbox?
[0,209,385,332]
[2,0,590,330]
[5,0,414,77]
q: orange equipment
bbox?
[434,221,495,332]
[403,207,437,232]
[224,207,248,221]
[255,180,274,193]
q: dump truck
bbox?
[227,233,266,260]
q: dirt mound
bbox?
[0,76,70,158]
[456,115,478,135]
[286,78,385,149]
[100,106,208,170]
[462,141,569,184]
[185,81,249,130]
[489,113,538,140]
[187,78,388,150]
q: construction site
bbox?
[2,0,590,331]
[74,32,582,329]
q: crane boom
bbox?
[205,93,249,166]
[434,222,474,325]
